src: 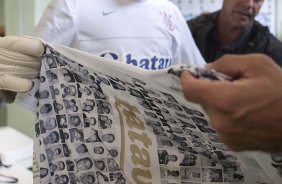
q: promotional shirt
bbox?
[33,0,206,69]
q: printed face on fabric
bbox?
[50,161,65,171]
[271,152,282,177]
[34,45,246,184]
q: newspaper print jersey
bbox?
[34,45,252,184]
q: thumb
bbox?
[0,75,33,92]
[207,54,255,78]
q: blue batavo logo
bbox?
[100,52,172,70]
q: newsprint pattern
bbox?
[32,44,281,184]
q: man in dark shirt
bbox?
[187,0,282,66]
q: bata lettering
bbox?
[101,52,172,70]
[115,97,153,184]
[126,54,172,70]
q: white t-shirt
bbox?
[33,0,206,69]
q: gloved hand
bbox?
[0,36,45,103]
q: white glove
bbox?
[0,36,44,92]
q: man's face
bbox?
[186,158,196,166]
[168,155,178,162]
[95,161,105,170]
[85,99,95,106]
[55,175,68,184]
[102,134,114,143]
[76,144,87,153]
[94,146,104,154]
[81,175,95,184]
[40,104,52,114]
[83,104,93,111]
[80,87,91,95]
[77,158,92,170]
[64,85,76,96]
[70,116,81,126]
[74,130,83,141]
[52,161,65,171]
[44,117,57,130]
[45,131,59,144]
[39,90,49,99]
[209,171,221,181]
[58,116,67,127]
[55,103,64,111]
[40,168,48,177]
[108,149,118,157]
[222,0,264,28]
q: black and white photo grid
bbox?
[31,44,281,184]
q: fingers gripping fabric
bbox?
[0,75,33,92]
[0,36,44,57]
[0,36,44,92]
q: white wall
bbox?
[34,0,51,26]
[4,0,50,36]
[277,0,282,40]
[4,0,32,35]
[0,0,4,26]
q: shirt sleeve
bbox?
[170,4,206,66]
[32,0,77,47]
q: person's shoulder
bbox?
[153,0,182,13]
[41,0,78,16]
[48,0,71,8]
[155,0,178,8]
[52,0,78,10]
[152,0,186,21]
[187,12,216,35]
[188,11,217,24]
[252,21,271,34]
[250,21,277,42]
